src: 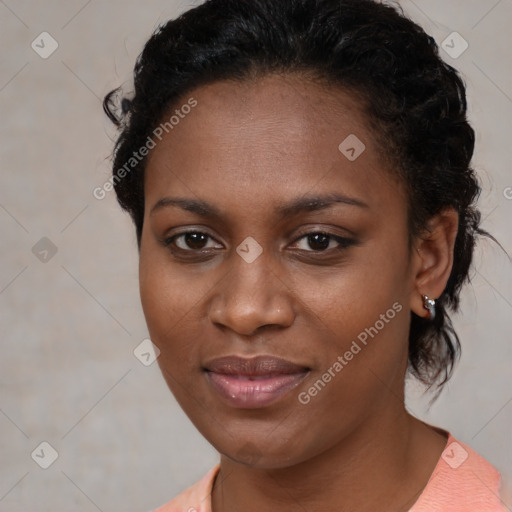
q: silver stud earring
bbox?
[422,295,436,320]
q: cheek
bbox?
[288,237,411,398]
[288,237,410,334]
[139,261,203,407]
[293,297,409,445]
[138,237,223,374]
[139,259,180,339]
[139,241,193,356]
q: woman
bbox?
[103,0,507,510]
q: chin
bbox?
[214,431,316,470]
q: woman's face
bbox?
[140,73,418,468]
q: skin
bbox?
[139,73,459,512]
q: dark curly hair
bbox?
[103,0,491,395]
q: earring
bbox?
[422,295,436,320]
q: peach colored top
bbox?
[151,433,506,512]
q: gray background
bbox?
[1,1,511,511]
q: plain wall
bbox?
[1,1,511,510]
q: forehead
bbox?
[144,73,402,216]
[189,72,365,129]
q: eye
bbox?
[292,232,355,252]
[165,231,222,251]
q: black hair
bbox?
[103,0,492,395]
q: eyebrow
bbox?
[276,193,369,217]
[149,193,369,219]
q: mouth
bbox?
[203,355,310,409]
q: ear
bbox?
[410,207,459,318]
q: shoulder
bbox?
[150,465,220,512]
[411,434,506,512]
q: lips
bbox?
[203,355,310,408]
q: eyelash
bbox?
[162,230,356,255]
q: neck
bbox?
[211,402,447,512]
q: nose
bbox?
[208,254,295,336]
